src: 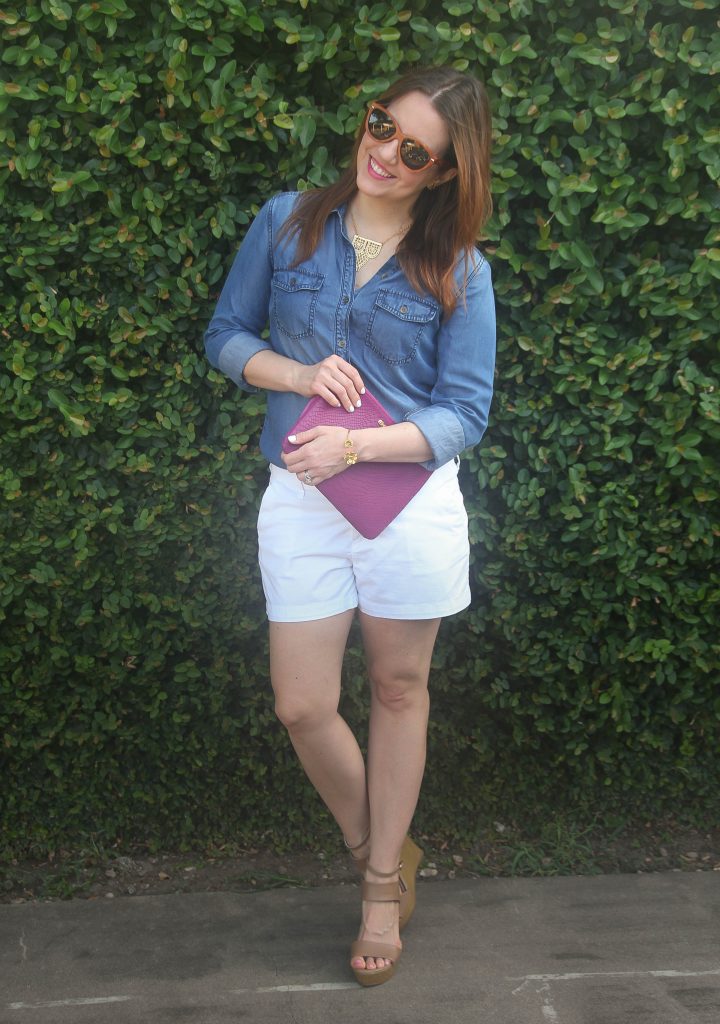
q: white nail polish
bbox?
[356,399,362,408]
[287,435,297,443]
[360,387,366,394]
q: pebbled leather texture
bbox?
[281,390,432,539]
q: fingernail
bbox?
[360,387,366,394]
[348,406,355,413]
[287,435,296,442]
[355,399,362,408]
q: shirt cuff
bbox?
[217,336,269,392]
[405,406,466,471]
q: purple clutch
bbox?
[281,391,432,539]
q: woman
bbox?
[205,65,495,986]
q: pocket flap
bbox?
[375,290,438,323]
[273,268,324,293]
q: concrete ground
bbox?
[1,871,719,1023]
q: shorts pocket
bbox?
[272,268,324,340]
[364,289,438,366]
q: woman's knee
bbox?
[273,691,335,732]
[370,668,430,712]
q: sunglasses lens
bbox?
[367,107,396,140]
[366,104,434,171]
[400,140,431,170]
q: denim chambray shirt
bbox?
[204,191,496,471]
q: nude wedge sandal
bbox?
[348,834,423,929]
[350,868,402,988]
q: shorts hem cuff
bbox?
[358,592,471,621]
[267,600,358,623]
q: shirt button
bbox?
[338,339,346,349]
[341,296,350,305]
[289,277,297,287]
[399,304,408,315]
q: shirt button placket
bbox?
[336,252,354,357]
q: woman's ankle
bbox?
[344,825,370,859]
[365,860,400,882]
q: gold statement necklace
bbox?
[348,209,409,270]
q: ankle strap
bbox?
[362,879,400,903]
[343,826,370,853]
[366,862,401,878]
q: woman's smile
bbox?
[367,155,395,180]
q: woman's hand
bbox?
[292,355,365,413]
[282,426,352,485]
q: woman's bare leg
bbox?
[270,611,370,851]
[351,613,441,973]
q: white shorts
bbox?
[257,459,471,622]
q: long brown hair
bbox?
[279,67,493,316]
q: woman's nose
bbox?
[376,138,400,163]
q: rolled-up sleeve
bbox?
[204,198,276,391]
[406,254,496,470]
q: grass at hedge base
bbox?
[1,0,718,856]
[3,814,720,904]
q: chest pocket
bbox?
[365,290,438,366]
[272,268,324,340]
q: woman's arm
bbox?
[204,202,275,389]
[206,195,365,412]
[405,255,496,470]
[281,420,432,483]
[244,350,365,414]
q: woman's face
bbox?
[355,90,453,208]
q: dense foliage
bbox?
[1,0,718,855]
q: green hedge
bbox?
[1,0,718,856]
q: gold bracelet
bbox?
[344,430,358,466]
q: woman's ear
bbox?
[427,168,458,190]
